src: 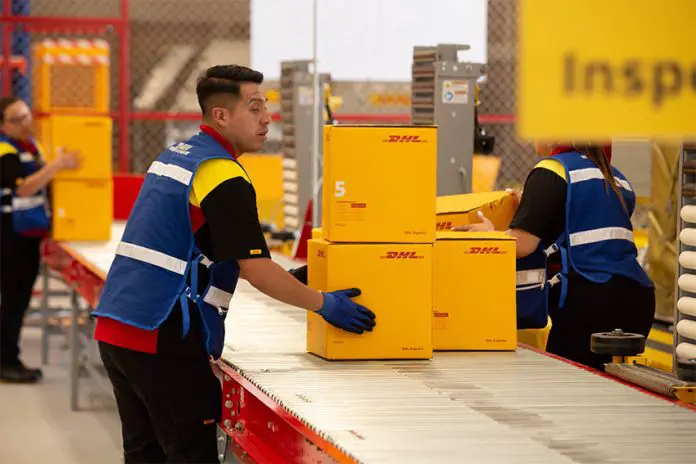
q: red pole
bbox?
[1,0,13,96]
[117,0,131,173]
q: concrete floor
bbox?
[0,326,123,464]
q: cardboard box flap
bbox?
[436,231,514,241]
[436,191,511,215]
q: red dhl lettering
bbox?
[380,251,424,260]
[436,221,453,231]
[465,246,507,255]
[317,250,326,257]
[382,135,425,143]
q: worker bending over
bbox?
[93,65,376,463]
[0,96,80,383]
[461,143,655,370]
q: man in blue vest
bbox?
[0,96,80,383]
[93,65,376,463]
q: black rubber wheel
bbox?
[590,329,646,356]
[676,359,696,383]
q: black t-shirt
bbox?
[509,166,567,245]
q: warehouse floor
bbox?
[0,326,122,464]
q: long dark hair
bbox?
[573,143,629,214]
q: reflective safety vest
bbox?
[0,136,51,236]
[516,151,653,330]
[93,131,247,359]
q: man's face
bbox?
[215,83,271,154]
[1,100,33,142]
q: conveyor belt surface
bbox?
[223,256,696,464]
[63,224,696,463]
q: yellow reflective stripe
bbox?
[534,158,567,181]
[0,141,18,158]
[190,158,250,207]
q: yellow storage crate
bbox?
[239,153,284,229]
[322,125,437,244]
[33,38,110,114]
[307,239,433,360]
[52,178,113,241]
[37,115,113,180]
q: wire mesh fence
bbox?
[1,0,529,189]
[481,0,536,188]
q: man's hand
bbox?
[452,211,495,232]
[55,147,81,170]
[318,288,376,334]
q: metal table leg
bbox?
[70,289,80,411]
[40,262,50,365]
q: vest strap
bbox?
[179,292,191,340]
[568,167,632,192]
[116,242,188,275]
[569,227,634,247]
[12,196,46,211]
[148,160,193,186]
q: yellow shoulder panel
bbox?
[189,158,251,207]
[534,158,567,181]
[0,141,18,158]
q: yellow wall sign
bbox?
[518,0,696,141]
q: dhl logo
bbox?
[316,250,326,258]
[382,135,426,143]
[380,251,424,260]
[465,247,507,255]
[436,221,453,231]
[369,93,411,107]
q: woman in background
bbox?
[460,143,655,371]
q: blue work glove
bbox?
[318,288,376,335]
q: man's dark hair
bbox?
[196,65,264,116]
[0,96,21,123]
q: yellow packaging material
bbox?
[37,115,113,180]
[517,319,551,351]
[311,228,322,239]
[322,125,436,243]
[436,191,517,232]
[307,239,433,360]
[433,231,517,351]
[52,179,113,241]
[239,154,284,229]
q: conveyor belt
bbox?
[64,224,696,463]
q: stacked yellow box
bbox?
[436,190,517,232]
[433,231,517,351]
[33,39,113,241]
[307,125,437,360]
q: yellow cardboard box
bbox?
[433,231,517,351]
[436,191,517,232]
[52,178,113,241]
[37,115,113,180]
[322,125,436,243]
[307,239,433,360]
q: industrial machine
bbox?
[411,43,488,195]
[279,60,331,231]
[595,142,696,400]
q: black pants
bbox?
[547,274,655,371]
[0,231,41,368]
[99,306,222,463]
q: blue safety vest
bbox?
[516,151,653,329]
[94,131,247,359]
[0,135,51,236]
